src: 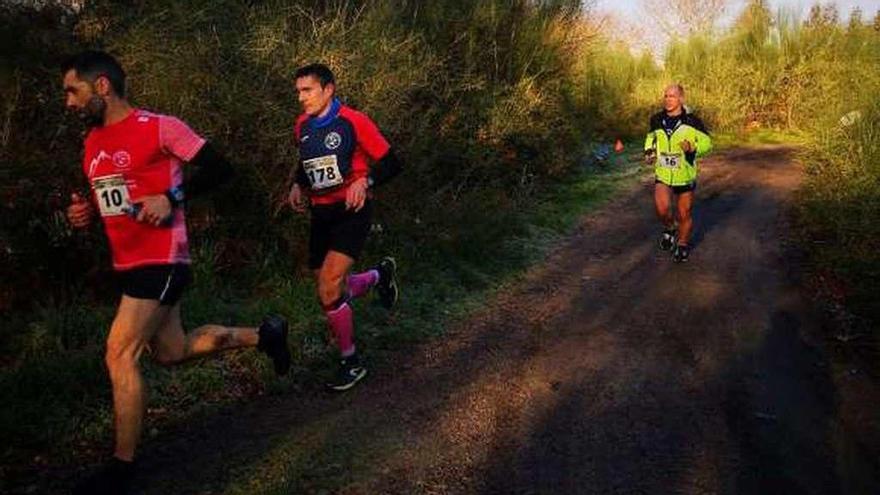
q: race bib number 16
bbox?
[303,155,344,190]
[659,152,681,169]
[92,174,132,217]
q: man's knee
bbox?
[318,278,344,307]
[656,203,673,222]
[105,339,142,377]
[657,204,672,217]
[679,211,692,223]
[654,196,671,215]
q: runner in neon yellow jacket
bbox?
[644,84,712,262]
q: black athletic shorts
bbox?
[308,200,372,269]
[116,263,191,305]
[656,179,697,195]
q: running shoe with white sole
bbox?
[659,229,677,251]
[672,244,690,263]
[327,355,367,391]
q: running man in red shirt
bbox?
[63,51,291,495]
[288,64,402,391]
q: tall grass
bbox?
[662,1,880,131]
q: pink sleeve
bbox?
[159,115,206,162]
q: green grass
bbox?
[712,128,806,149]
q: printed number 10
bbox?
[100,189,124,208]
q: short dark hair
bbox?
[294,63,335,88]
[62,50,126,97]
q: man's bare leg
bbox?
[654,182,675,230]
[149,303,259,365]
[676,190,695,246]
[109,299,284,461]
[654,182,679,252]
[104,296,169,461]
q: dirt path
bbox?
[59,146,880,494]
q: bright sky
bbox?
[595,0,879,22]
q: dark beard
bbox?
[77,95,107,127]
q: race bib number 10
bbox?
[303,155,344,190]
[92,174,132,217]
[659,152,681,169]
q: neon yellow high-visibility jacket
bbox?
[644,109,712,186]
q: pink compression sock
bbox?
[324,301,355,357]
[347,270,379,299]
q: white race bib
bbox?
[659,152,681,169]
[92,174,132,217]
[302,155,344,190]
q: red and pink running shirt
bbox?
[83,109,205,271]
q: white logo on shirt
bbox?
[113,151,132,169]
[88,150,112,178]
[325,132,342,150]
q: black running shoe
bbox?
[374,257,398,309]
[659,229,677,251]
[672,244,690,263]
[72,458,134,495]
[326,355,367,391]
[257,314,290,376]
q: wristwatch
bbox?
[164,186,185,207]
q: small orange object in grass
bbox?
[614,139,624,153]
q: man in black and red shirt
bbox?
[288,64,402,391]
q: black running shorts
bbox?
[656,179,696,195]
[116,264,191,305]
[308,200,373,270]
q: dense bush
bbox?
[1,0,605,313]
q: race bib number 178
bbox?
[303,155,344,190]
[92,174,132,217]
